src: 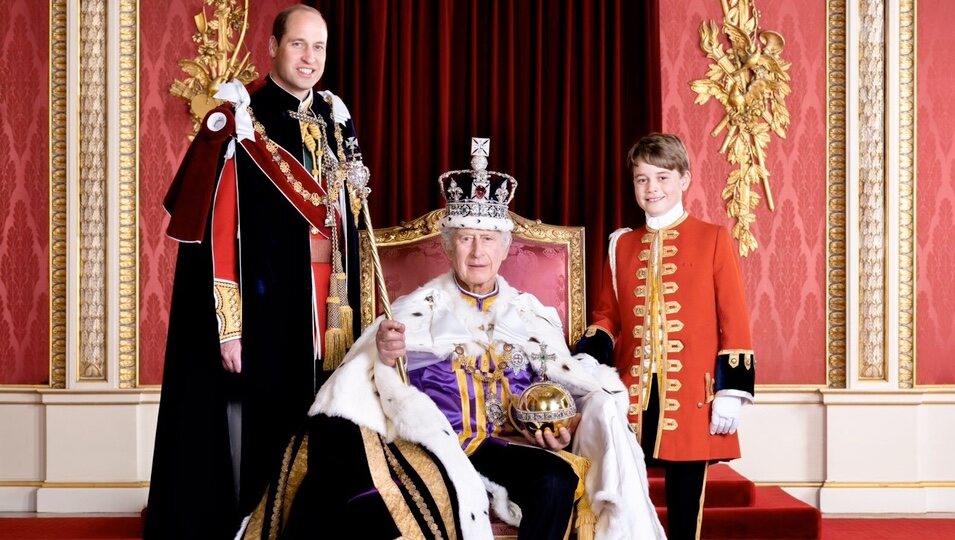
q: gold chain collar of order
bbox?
[246,95,347,210]
[454,342,529,384]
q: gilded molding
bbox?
[78,0,108,381]
[826,0,848,388]
[898,0,915,388]
[690,0,792,256]
[50,0,68,389]
[359,210,586,345]
[169,0,259,135]
[858,0,887,380]
[118,0,139,388]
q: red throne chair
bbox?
[359,209,586,346]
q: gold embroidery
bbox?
[361,428,423,539]
[662,245,678,257]
[665,300,681,314]
[630,364,642,378]
[628,403,640,416]
[631,325,644,338]
[268,436,297,540]
[382,441,445,539]
[639,249,650,261]
[281,436,309,526]
[666,378,682,392]
[718,348,755,355]
[662,418,678,431]
[213,279,242,341]
[394,440,458,540]
[662,263,677,275]
[744,353,753,370]
[664,398,681,411]
[668,340,684,353]
[663,281,679,294]
[584,326,598,337]
[634,285,647,298]
[633,305,646,317]
[664,229,680,240]
[637,268,648,279]
[629,384,641,396]
[729,353,740,368]
[667,320,684,332]
[667,359,683,372]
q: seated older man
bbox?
[238,156,664,540]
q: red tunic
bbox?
[588,214,755,462]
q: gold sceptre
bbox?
[343,155,410,385]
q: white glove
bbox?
[710,395,743,435]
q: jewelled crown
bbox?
[438,137,518,232]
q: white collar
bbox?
[646,202,685,230]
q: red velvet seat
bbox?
[358,210,586,345]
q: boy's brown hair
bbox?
[627,133,690,176]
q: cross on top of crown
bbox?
[471,137,490,158]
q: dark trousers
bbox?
[642,376,708,540]
[469,438,578,540]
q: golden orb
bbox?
[513,381,577,432]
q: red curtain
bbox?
[309,0,660,312]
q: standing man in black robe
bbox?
[145,5,363,538]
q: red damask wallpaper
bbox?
[659,0,827,385]
[139,0,287,385]
[916,0,955,386]
[0,1,50,385]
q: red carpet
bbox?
[3,471,955,540]
[0,516,141,539]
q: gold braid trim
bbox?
[213,279,241,341]
[395,439,458,540]
[360,427,424,539]
[267,436,297,540]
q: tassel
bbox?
[574,495,597,540]
[322,295,343,371]
[339,304,354,346]
[323,328,348,371]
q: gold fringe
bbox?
[323,328,348,371]
[339,304,354,346]
[574,494,597,540]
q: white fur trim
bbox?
[440,214,514,232]
[483,476,522,526]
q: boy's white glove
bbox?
[710,395,743,435]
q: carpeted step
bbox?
[655,485,821,539]
[648,463,755,508]
[0,516,142,539]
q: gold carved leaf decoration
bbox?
[169,0,259,135]
[690,0,791,256]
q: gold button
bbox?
[310,227,320,235]
[697,402,704,408]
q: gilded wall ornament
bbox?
[690,0,791,256]
[169,0,259,134]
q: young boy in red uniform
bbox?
[574,133,756,540]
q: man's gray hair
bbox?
[440,228,512,252]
